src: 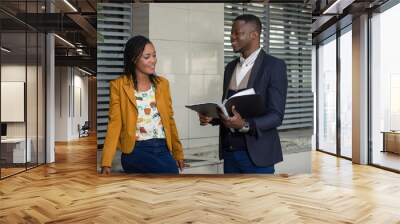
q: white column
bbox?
[312,45,317,150]
[45,0,55,163]
[46,33,55,163]
[352,14,369,164]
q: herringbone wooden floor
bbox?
[1,135,400,224]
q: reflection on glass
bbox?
[340,29,352,158]
[318,37,337,154]
[0,0,46,178]
[1,31,27,177]
[371,3,400,171]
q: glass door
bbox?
[317,35,337,155]
[370,3,400,171]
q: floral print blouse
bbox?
[134,85,166,141]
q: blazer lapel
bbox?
[223,58,239,100]
[122,77,137,108]
[247,49,266,89]
[155,83,164,112]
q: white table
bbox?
[1,138,31,163]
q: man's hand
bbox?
[220,106,246,129]
[198,113,213,126]
[101,166,111,175]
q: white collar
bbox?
[239,47,261,66]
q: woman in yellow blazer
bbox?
[101,36,184,174]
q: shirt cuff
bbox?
[247,118,257,136]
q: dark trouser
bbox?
[223,149,275,174]
[121,138,179,174]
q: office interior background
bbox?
[0,0,399,223]
[313,0,400,172]
[0,0,399,177]
[96,2,313,174]
[0,0,96,179]
[0,0,399,178]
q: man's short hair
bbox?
[234,14,262,34]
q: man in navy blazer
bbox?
[198,14,288,174]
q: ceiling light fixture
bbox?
[54,34,75,48]
[63,0,78,12]
[78,67,93,76]
[322,0,344,15]
[1,47,11,53]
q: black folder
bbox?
[186,94,266,119]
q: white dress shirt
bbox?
[234,47,261,87]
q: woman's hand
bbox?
[198,113,213,126]
[176,160,185,172]
[101,166,111,175]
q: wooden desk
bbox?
[382,131,400,154]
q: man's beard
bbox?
[232,47,241,53]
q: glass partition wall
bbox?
[0,0,46,179]
[316,25,353,159]
[339,26,352,159]
[315,0,400,172]
[317,35,337,155]
[370,2,400,171]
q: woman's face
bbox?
[135,43,157,75]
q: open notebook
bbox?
[185,88,266,119]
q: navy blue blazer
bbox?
[215,49,288,167]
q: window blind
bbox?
[224,3,313,130]
[97,3,132,146]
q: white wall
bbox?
[55,67,89,141]
[72,73,89,138]
[146,3,224,149]
[1,65,26,141]
[55,66,69,141]
[1,65,26,82]
[1,65,32,138]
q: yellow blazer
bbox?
[101,75,184,167]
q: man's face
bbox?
[230,20,255,53]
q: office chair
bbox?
[78,121,90,138]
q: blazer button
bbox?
[229,146,233,150]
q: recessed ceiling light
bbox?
[1,47,11,53]
[78,67,92,76]
[54,34,75,48]
[322,0,353,15]
[63,0,78,12]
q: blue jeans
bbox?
[223,149,275,174]
[121,139,179,174]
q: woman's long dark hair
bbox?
[123,35,159,90]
